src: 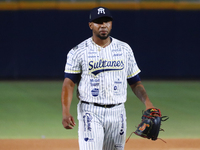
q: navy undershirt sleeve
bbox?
[127,74,141,85]
[65,73,140,85]
[65,73,81,83]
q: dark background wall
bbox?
[1,10,200,79]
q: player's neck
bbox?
[92,36,111,48]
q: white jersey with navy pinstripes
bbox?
[65,37,141,104]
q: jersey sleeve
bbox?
[64,48,81,74]
[127,46,141,79]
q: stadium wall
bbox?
[0,2,200,79]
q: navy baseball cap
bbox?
[89,6,113,22]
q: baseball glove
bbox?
[126,108,169,142]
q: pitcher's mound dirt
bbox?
[0,139,200,150]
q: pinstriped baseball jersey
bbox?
[64,37,140,104]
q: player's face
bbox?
[89,17,112,40]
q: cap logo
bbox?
[97,8,105,15]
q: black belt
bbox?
[81,101,122,108]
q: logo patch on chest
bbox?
[88,59,124,76]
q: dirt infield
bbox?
[0,139,200,150]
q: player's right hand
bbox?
[62,115,76,129]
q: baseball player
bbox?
[61,6,155,150]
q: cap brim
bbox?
[90,16,113,22]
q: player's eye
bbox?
[93,17,112,24]
[93,20,104,24]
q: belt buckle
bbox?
[104,105,107,108]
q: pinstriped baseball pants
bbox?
[77,101,127,150]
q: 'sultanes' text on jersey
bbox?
[89,59,124,76]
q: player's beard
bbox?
[97,30,111,40]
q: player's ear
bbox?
[89,22,93,30]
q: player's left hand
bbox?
[134,108,168,141]
[126,108,169,143]
[62,114,76,129]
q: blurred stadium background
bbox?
[0,0,200,80]
[1,0,200,2]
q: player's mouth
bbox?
[100,30,108,34]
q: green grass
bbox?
[126,80,200,139]
[0,81,79,139]
[0,80,200,139]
